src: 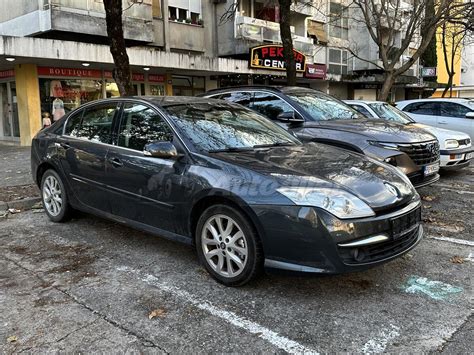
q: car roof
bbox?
[203,85,319,96]
[344,100,385,105]
[397,98,473,105]
[76,96,227,108]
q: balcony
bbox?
[235,15,314,56]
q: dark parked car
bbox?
[202,86,440,188]
[32,97,423,286]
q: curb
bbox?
[0,197,42,214]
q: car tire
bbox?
[196,204,263,286]
[40,169,72,222]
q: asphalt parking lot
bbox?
[1,165,473,353]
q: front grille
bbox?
[397,140,440,166]
[338,207,421,265]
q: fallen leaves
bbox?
[421,195,435,202]
[8,208,21,214]
[148,308,166,320]
[450,256,465,264]
[7,335,18,343]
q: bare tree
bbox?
[338,0,462,101]
[440,2,474,97]
[103,0,134,96]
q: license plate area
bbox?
[424,162,439,176]
[390,207,421,240]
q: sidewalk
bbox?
[0,144,39,213]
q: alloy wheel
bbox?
[43,175,63,217]
[201,214,248,278]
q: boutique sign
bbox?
[249,45,306,72]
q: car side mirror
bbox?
[144,141,179,159]
[276,111,305,124]
[465,112,474,119]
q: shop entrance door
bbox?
[0,82,20,141]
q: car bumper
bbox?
[251,199,422,274]
[439,146,473,170]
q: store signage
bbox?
[249,45,306,72]
[149,74,166,83]
[104,71,146,82]
[305,64,326,79]
[0,69,14,79]
[421,67,437,77]
[38,66,102,78]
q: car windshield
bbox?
[287,91,363,121]
[163,101,300,152]
[368,103,414,124]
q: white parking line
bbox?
[361,324,400,354]
[431,183,474,195]
[117,266,319,354]
[427,236,474,247]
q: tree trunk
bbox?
[378,72,396,102]
[442,74,454,97]
[103,0,134,96]
[278,0,297,86]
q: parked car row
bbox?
[31,89,471,286]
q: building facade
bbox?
[0,0,422,145]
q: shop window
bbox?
[118,103,173,151]
[329,2,348,40]
[39,78,102,121]
[328,48,348,75]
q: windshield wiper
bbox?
[253,142,296,149]
[208,146,255,153]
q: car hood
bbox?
[412,123,471,146]
[305,119,436,143]
[210,143,416,211]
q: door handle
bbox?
[439,120,447,125]
[58,142,71,149]
[108,157,123,168]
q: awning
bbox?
[307,20,328,44]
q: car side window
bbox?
[349,104,373,118]
[118,103,173,151]
[439,102,472,118]
[219,92,252,107]
[251,92,295,120]
[64,110,84,136]
[73,104,117,143]
[404,102,440,115]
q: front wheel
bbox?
[196,204,263,286]
[41,169,72,222]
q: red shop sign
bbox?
[149,74,165,83]
[38,66,102,78]
[305,63,327,80]
[104,71,145,82]
[0,69,14,79]
[249,45,306,73]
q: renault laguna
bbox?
[32,97,423,286]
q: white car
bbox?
[345,100,473,170]
[396,98,474,141]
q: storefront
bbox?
[0,69,19,142]
[37,67,167,123]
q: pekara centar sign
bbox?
[249,45,306,73]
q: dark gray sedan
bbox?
[32,97,422,286]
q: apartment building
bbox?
[0,0,422,145]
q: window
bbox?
[328,48,348,75]
[251,92,296,120]
[77,104,116,143]
[118,103,173,151]
[404,102,440,115]
[219,92,252,107]
[329,2,348,40]
[349,104,373,118]
[439,103,472,118]
[64,110,83,136]
[65,104,116,144]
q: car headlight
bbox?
[444,139,459,149]
[368,141,399,150]
[277,187,375,219]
